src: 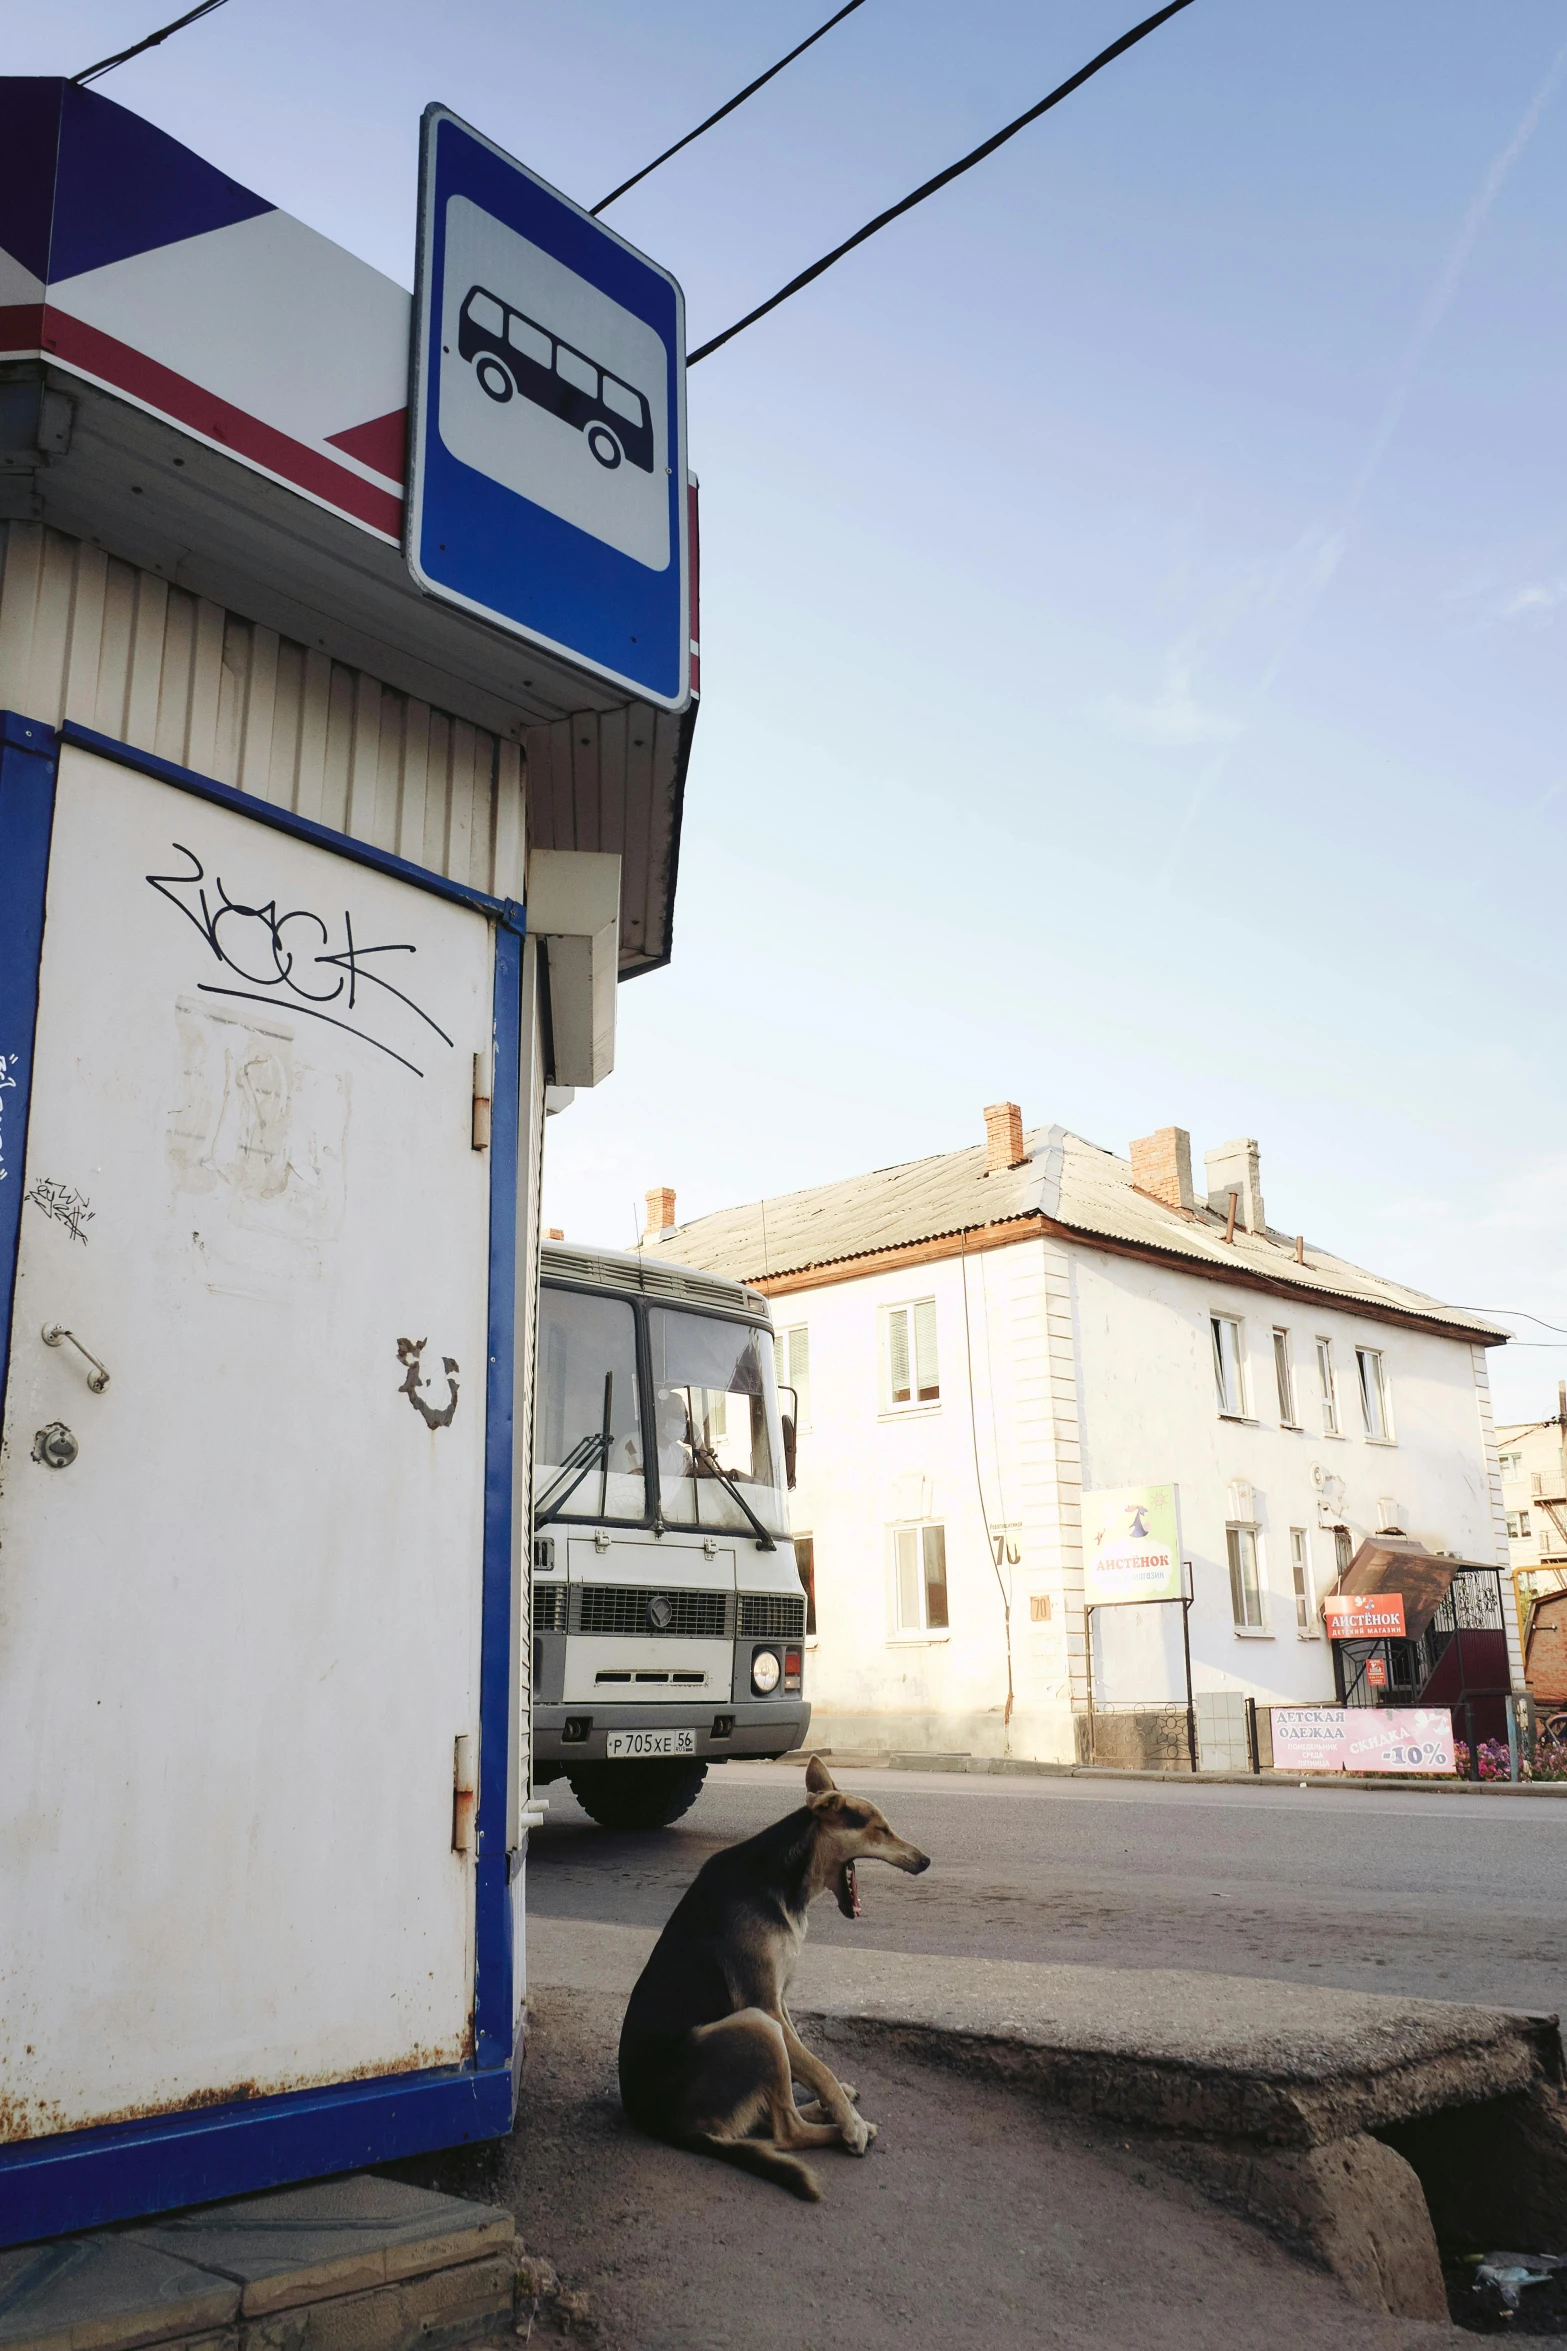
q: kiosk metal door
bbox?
[0,740,497,2141]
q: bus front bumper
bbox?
[532,1697,811,1771]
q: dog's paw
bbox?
[836,2082,860,2104]
[841,2113,875,2155]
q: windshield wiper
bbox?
[536,1373,614,1528]
[693,1441,776,1551]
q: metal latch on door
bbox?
[42,1324,110,1391]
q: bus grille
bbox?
[534,1583,567,1633]
[737,1593,807,1641]
[575,1587,731,1639]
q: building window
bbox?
[885,1299,939,1408]
[792,1532,816,1634]
[893,1523,949,1632]
[1211,1316,1247,1418]
[1334,1524,1353,1578]
[1273,1329,1297,1426]
[1499,1450,1523,1477]
[776,1323,811,1429]
[1316,1338,1339,1436]
[1227,1525,1265,1630]
[1356,1346,1391,1442]
[1290,1527,1315,1633]
[1507,1511,1533,1542]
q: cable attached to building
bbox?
[594,0,868,215]
[960,1229,1015,1730]
[687,0,1197,365]
[72,0,232,87]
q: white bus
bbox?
[532,1240,809,1828]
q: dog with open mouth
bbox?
[617,1756,930,2199]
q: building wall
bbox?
[784,1229,1516,1763]
[782,1239,1081,1762]
[0,521,525,899]
[1070,1246,1518,1707]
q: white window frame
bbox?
[882,1297,940,1414]
[890,1521,950,1640]
[1356,1345,1393,1444]
[1227,1522,1269,1635]
[1211,1315,1249,1420]
[1316,1337,1340,1437]
[776,1322,811,1431]
[1507,1510,1532,1542]
[1290,1527,1317,1637]
[1272,1327,1297,1427]
[1498,1450,1523,1478]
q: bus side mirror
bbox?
[782,1414,797,1491]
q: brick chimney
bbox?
[1130,1127,1196,1213]
[1204,1139,1265,1234]
[983,1102,1026,1176]
[642,1186,676,1241]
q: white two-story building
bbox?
[641,1107,1517,1768]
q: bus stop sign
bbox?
[408,107,690,710]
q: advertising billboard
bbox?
[1083,1484,1183,1606]
[1271,1706,1454,1774]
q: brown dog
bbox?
[617,1757,930,2198]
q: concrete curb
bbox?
[739,1749,1567,1794]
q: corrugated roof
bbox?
[639,1125,1509,1344]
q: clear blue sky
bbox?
[28,1,1567,1418]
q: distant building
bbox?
[640,1108,1518,1767]
[1497,1397,1567,1639]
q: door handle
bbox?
[42,1325,110,1393]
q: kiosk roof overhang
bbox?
[0,77,694,976]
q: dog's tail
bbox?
[684,2133,821,2201]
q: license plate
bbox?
[606,1728,696,1759]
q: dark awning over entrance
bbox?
[1332,1538,1495,1641]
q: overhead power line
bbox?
[687,0,1197,367]
[73,0,231,87]
[593,0,867,215]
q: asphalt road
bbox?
[528,1759,1567,2017]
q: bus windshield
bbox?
[535,1288,644,1522]
[649,1307,786,1538]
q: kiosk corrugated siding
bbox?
[0,521,525,898]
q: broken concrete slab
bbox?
[528,1914,1567,2323]
[0,2180,515,2351]
[128,2178,511,2315]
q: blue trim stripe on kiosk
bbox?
[407,107,691,712]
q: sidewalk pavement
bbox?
[521,1915,1565,2327]
[742,1750,1567,1796]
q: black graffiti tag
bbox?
[147,844,453,1078]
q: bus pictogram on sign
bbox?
[457,285,654,474]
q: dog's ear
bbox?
[805,1756,838,1795]
[807,1789,848,1817]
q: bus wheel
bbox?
[475,356,513,402]
[585,423,623,469]
[567,1758,707,1829]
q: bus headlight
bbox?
[751,1647,781,1695]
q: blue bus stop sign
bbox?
[408,107,690,711]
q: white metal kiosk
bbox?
[0,76,694,2243]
